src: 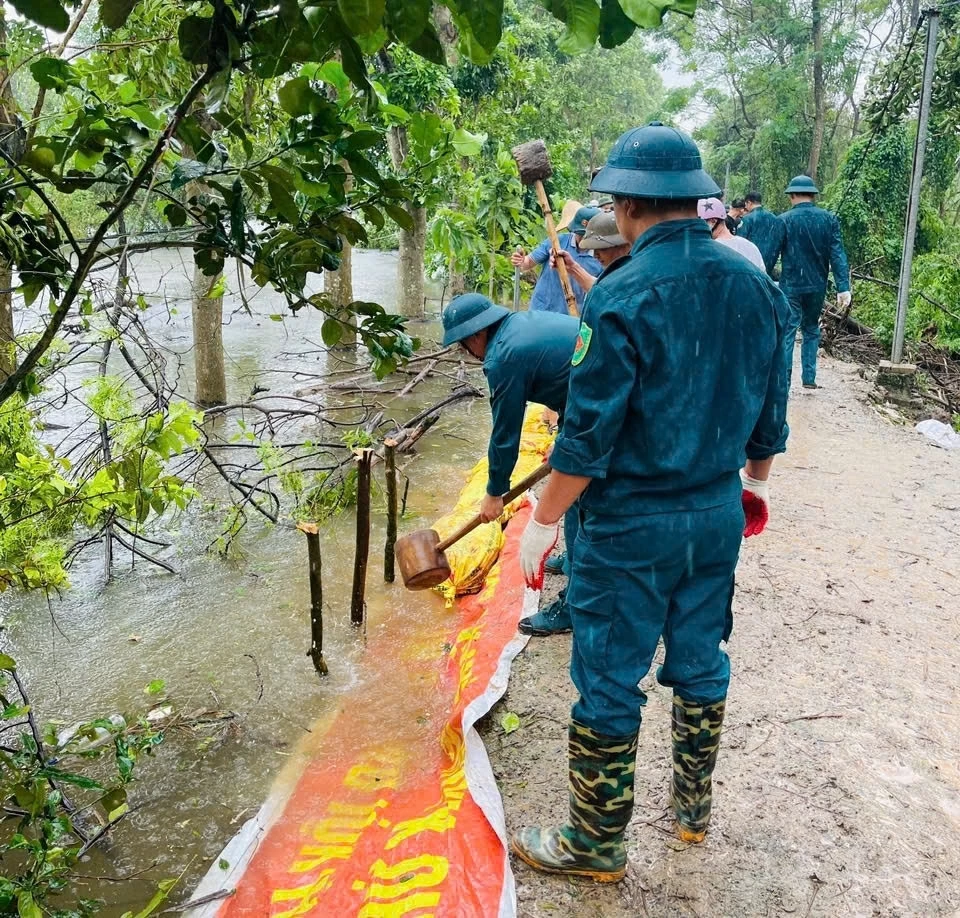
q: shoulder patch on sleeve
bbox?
[572,324,593,366]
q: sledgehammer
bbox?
[512,139,579,317]
[394,463,550,590]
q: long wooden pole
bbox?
[298,522,328,677]
[384,439,398,583]
[533,179,578,317]
[351,449,373,626]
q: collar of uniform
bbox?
[630,218,709,257]
[483,311,512,364]
[792,202,815,209]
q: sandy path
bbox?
[482,352,960,918]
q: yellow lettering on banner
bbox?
[384,805,456,850]
[270,870,335,917]
[291,843,353,873]
[357,855,449,910]
[344,761,401,792]
[451,627,480,705]
[357,892,442,917]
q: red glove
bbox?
[740,471,770,537]
[519,517,560,590]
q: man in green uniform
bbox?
[778,175,851,389]
[510,123,791,882]
[440,293,579,636]
[738,191,785,277]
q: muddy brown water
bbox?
[1,250,494,912]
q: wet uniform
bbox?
[528,233,602,314]
[738,206,786,276]
[777,202,850,387]
[549,218,790,737]
[484,311,580,572]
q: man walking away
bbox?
[698,198,765,270]
[778,175,851,390]
[739,191,785,277]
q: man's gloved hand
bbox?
[479,493,505,523]
[837,290,852,309]
[519,517,560,590]
[740,470,770,537]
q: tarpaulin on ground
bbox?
[186,415,551,918]
[433,410,554,605]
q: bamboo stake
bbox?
[298,522,328,676]
[351,449,373,627]
[384,439,398,583]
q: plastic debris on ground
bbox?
[915,418,960,450]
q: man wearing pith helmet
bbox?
[777,174,852,390]
[512,121,792,882]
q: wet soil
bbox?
[482,351,960,918]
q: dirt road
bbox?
[483,352,960,917]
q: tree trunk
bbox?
[807,0,826,178]
[324,163,357,346]
[396,206,426,318]
[387,126,426,317]
[192,264,227,407]
[433,5,459,65]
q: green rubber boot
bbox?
[512,720,637,882]
[670,695,725,843]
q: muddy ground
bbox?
[481,351,960,918]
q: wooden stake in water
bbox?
[351,448,373,627]
[384,439,398,583]
[297,522,328,677]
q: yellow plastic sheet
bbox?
[433,406,555,606]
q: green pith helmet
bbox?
[563,205,601,236]
[589,122,721,200]
[442,293,509,347]
[785,174,820,195]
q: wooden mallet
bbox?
[512,139,579,317]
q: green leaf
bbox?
[452,128,487,157]
[321,318,343,347]
[343,130,382,153]
[0,654,16,671]
[40,767,104,790]
[24,146,57,173]
[500,711,520,735]
[170,158,210,191]
[337,0,385,34]
[9,0,68,31]
[266,178,300,223]
[556,0,601,53]
[599,0,637,47]
[386,0,431,43]
[164,202,187,228]
[120,878,178,918]
[620,0,696,28]
[30,57,79,91]
[338,33,373,101]
[178,14,212,65]
[219,858,230,870]
[17,890,42,918]
[145,679,166,696]
[278,77,322,117]
[101,0,141,29]
[454,0,503,52]
[407,23,447,65]
[384,203,414,232]
[314,60,350,97]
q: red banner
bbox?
[188,505,534,918]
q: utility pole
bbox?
[890,8,939,366]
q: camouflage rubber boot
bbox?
[512,720,637,882]
[670,695,726,843]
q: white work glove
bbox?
[519,517,560,590]
[837,290,852,309]
[740,470,770,538]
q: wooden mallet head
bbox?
[512,139,553,186]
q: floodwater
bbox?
[0,249,492,912]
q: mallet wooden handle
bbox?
[533,180,579,318]
[436,463,552,553]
